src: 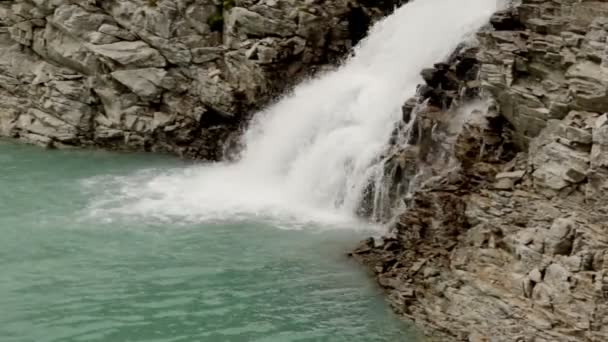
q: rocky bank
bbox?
[0,0,398,159]
[5,0,608,341]
[352,0,608,341]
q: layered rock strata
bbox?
[353,1,608,341]
[0,0,395,158]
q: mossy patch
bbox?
[207,13,224,32]
[208,0,236,33]
[223,0,236,11]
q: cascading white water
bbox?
[87,0,503,228]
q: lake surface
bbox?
[0,141,418,342]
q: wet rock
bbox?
[352,237,375,255]
[347,3,371,46]
[490,9,523,31]
[355,1,608,341]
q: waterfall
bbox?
[87,0,502,228]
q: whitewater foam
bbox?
[85,0,503,229]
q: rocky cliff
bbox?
[0,0,396,159]
[6,0,608,341]
[353,0,608,341]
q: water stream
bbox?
[84,0,500,226]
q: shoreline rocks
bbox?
[353,1,608,341]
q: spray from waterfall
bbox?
[86,0,503,228]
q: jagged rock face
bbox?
[479,0,608,203]
[359,41,518,222]
[479,0,608,148]
[0,0,397,158]
[353,1,608,341]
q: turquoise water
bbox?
[0,141,417,342]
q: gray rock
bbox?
[0,0,390,158]
[529,268,542,283]
[496,170,525,181]
[355,2,608,341]
[545,218,575,256]
[111,68,167,100]
[225,7,296,46]
[88,41,167,68]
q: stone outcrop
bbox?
[0,0,396,159]
[353,1,608,341]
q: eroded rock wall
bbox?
[353,1,608,341]
[0,0,396,158]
